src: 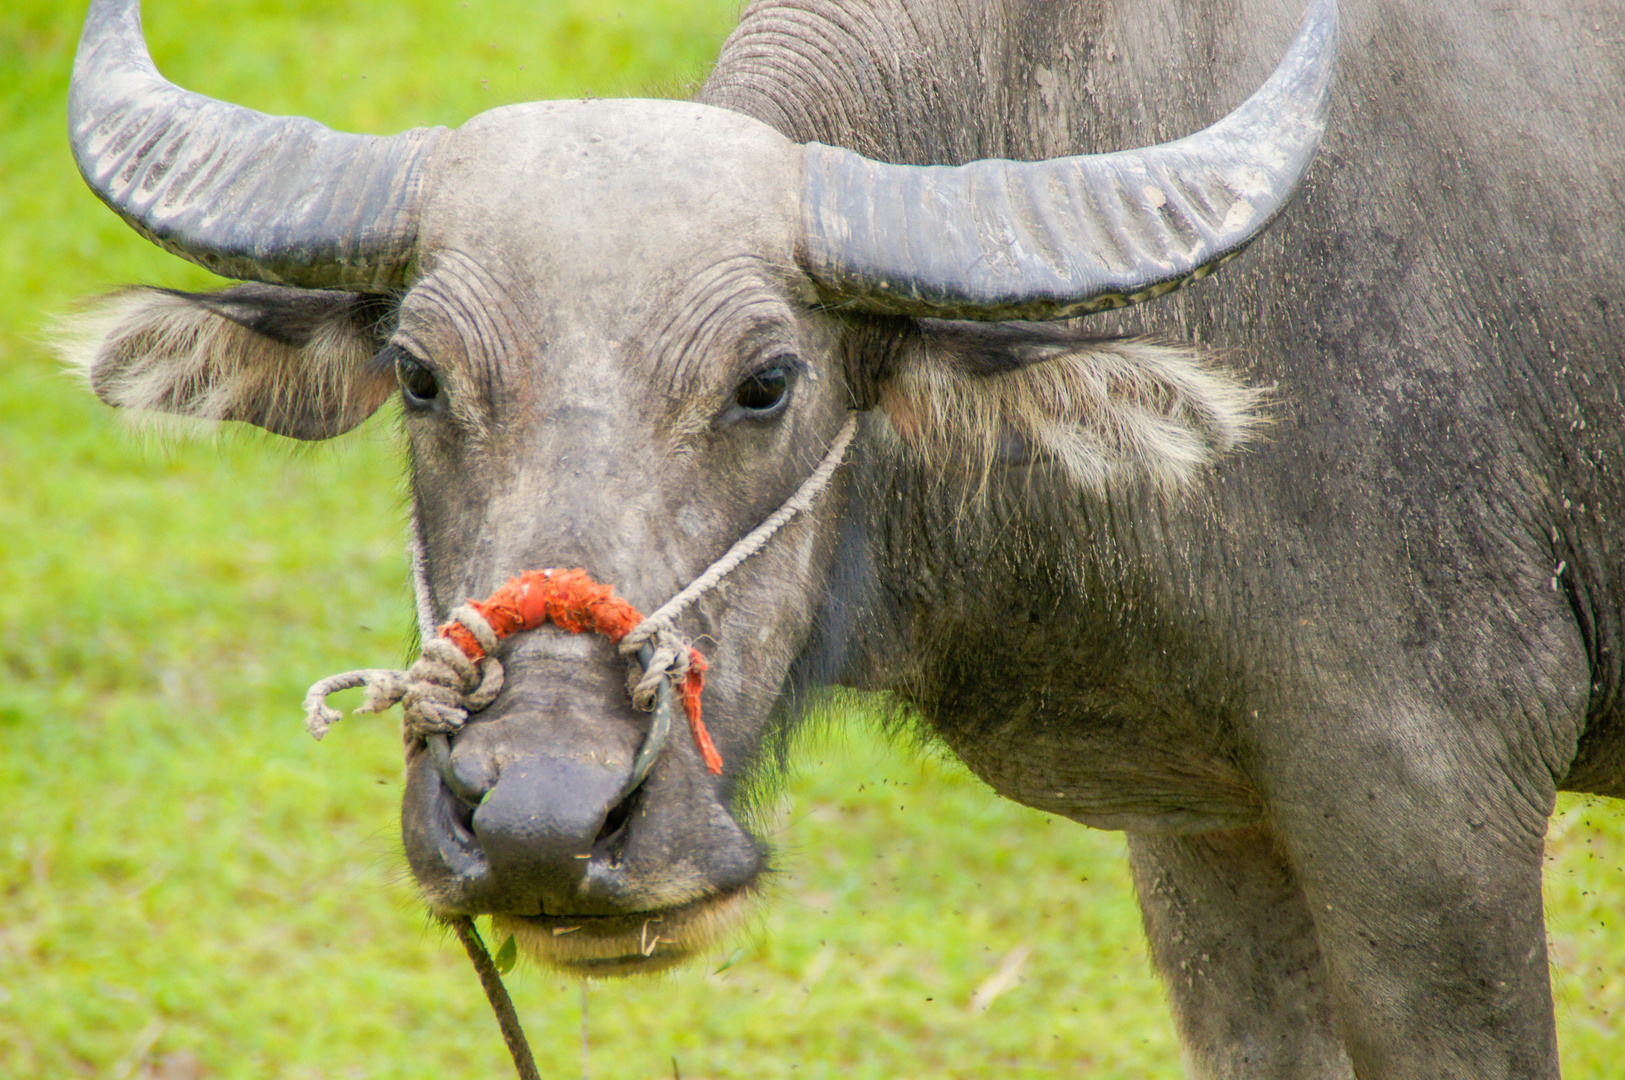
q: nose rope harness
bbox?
[302,414,854,1080]
[301,413,857,788]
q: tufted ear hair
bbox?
[871,319,1263,493]
[55,283,398,440]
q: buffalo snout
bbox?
[400,639,762,946]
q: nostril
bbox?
[413,750,489,885]
[429,733,496,808]
[592,788,639,867]
[440,777,478,845]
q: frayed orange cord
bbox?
[437,568,723,774]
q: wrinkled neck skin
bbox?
[798,435,1268,834]
[703,0,1279,169]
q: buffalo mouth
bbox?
[489,884,759,976]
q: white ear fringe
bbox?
[879,338,1262,494]
[50,287,375,436]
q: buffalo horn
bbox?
[799,0,1338,321]
[69,0,443,290]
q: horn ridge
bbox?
[798,0,1338,321]
[70,0,444,290]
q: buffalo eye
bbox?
[734,364,793,417]
[394,348,442,411]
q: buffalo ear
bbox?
[56,283,398,440]
[872,319,1263,492]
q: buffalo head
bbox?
[62,0,1334,974]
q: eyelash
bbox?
[392,346,443,412]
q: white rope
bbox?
[638,413,857,633]
[617,413,858,704]
[302,411,858,741]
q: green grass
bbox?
[2,2,1622,1077]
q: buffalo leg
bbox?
[1127,825,1354,1080]
[1259,745,1559,1080]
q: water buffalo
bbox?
[62,0,1622,1076]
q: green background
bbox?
[2,2,1620,1076]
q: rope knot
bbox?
[302,568,722,774]
[618,619,687,704]
[300,414,858,782]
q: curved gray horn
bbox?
[798,0,1338,321]
[69,0,444,290]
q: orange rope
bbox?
[438,568,722,774]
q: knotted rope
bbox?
[301,413,858,782]
[307,566,722,770]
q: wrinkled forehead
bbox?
[413,99,805,299]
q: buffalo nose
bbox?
[402,722,645,916]
[468,752,630,914]
[399,635,661,915]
